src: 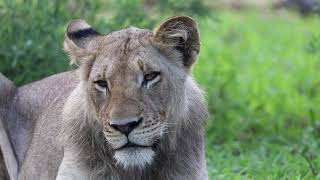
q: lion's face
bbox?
[88,43,179,168]
[64,17,200,168]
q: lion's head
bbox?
[63,16,202,169]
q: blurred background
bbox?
[1,0,320,178]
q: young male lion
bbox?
[0,16,208,180]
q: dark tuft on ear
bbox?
[153,16,200,70]
[64,19,101,65]
[68,28,99,40]
[66,19,101,50]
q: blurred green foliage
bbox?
[0,0,320,178]
[0,0,98,84]
[196,11,320,178]
[313,0,320,14]
[157,0,209,16]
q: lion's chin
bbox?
[114,147,155,169]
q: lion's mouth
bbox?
[116,142,152,151]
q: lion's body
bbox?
[0,16,208,180]
[0,72,78,179]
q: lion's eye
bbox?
[142,71,161,88]
[144,72,159,81]
[94,80,108,92]
[96,80,108,88]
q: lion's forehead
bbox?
[98,27,152,55]
[92,28,154,67]
[92,54,146,84]
[92,36,163,83]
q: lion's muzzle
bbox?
[103,115,162,168]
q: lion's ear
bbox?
[64,19,101,65]
[153,16,200,70]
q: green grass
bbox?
[196,11,320,179]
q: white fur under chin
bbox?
[114,147,155,169]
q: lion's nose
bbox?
[109,117,142,135]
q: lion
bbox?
[0,16,208,180]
